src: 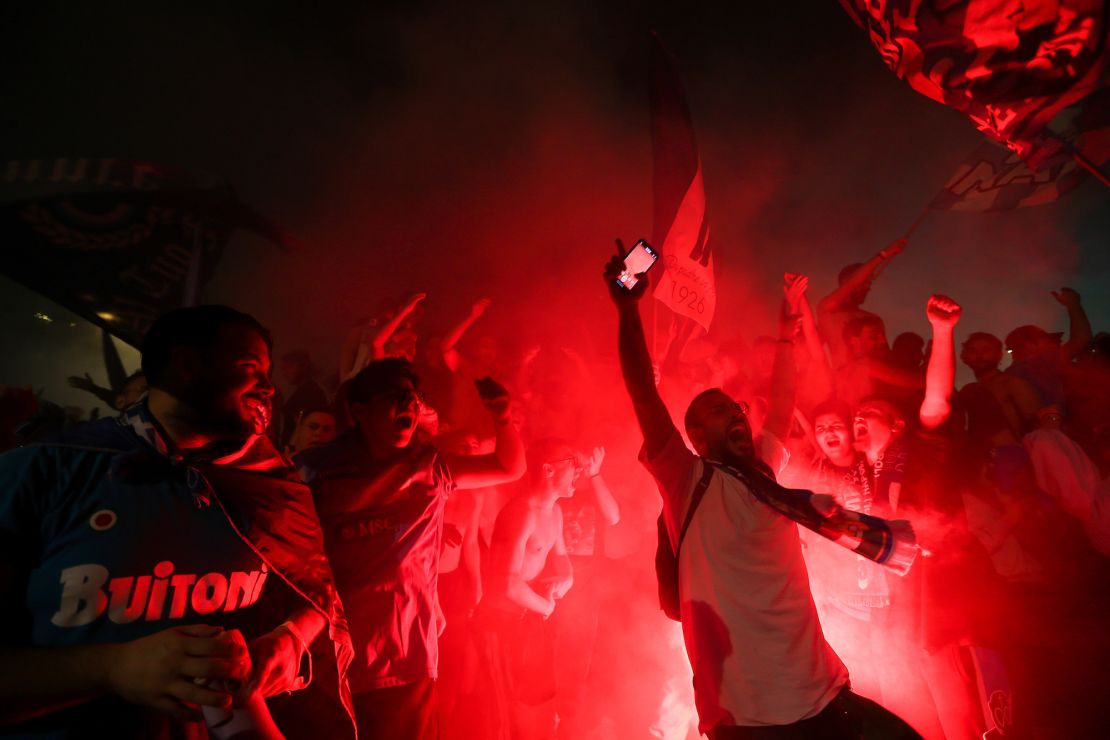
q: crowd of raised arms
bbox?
[1,237,1109,740]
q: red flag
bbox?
[842,0,1109,167]
[650,36,716,333]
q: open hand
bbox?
[584,446,605,477]
[66,373,96,392]
[605,239,649,303]
[783,273,809,313]
[106,625,250,721]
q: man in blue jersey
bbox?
[0,305,355,739]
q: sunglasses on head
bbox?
[546,456,584,476]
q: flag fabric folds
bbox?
[841,0,1109,168]
[931,85,1110,210]
[0,158,287,346]
[650,36,717,333]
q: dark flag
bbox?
[0,158,288,346]
[650,35,716,334]
[931,85,1110,210]
[840,0,1109,168]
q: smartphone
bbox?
[615,239,659,290]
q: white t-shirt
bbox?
[642,430,848,731]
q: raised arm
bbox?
[765,287,801,441]
[1053,287,1092,360]
[920,294,962,430]
[66,373,117,408]
[817,238,906,313]
[604,243,678,459]
[441,298,492,373]
[864,357,926,389]
[787,274,834,400]
[584,446,620,526]
[441,377,526,489]
[370,293,426,361]
[763,315,799,445]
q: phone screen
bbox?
[616,240,658,290]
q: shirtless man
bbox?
[818,238,906,368]
[959,332,1042,442]
[478,438,576,740]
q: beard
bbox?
[180,382,270,440]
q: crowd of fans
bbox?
[1,236,1109,740]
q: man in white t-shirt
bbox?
[604,246,919,739]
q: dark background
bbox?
[2,0,1108,409]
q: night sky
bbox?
[3,1,1108,409]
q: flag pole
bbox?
[900,207,931,240]
[183,221,203,307]
[650,286,658,366]
[1072,149,1110,189]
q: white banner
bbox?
[653,163,715,332]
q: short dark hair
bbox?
[842,315,885,344]
[838,263,864,286]
[346,358,420,406]
[140,305,272,387]
[811,399,852,425]
[855,394,906,425]
[526,437,574,481]
[962,332,1002,353]
[684,387,729,435]
[297,405,337,422]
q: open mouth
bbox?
[825,437,841,448]
[243,396,268,417]
[393,412,415,431]
[727,423,749,445]
[242,397,270,432]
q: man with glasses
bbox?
[477,437,577,740]
[603,247,919,739]
[294,358,525,740]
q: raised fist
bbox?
[926,294,961,328]
[470,297,492,318]
[475,377,512,421]
[1051,287,1081,308]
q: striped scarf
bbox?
[710,460,919,575]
